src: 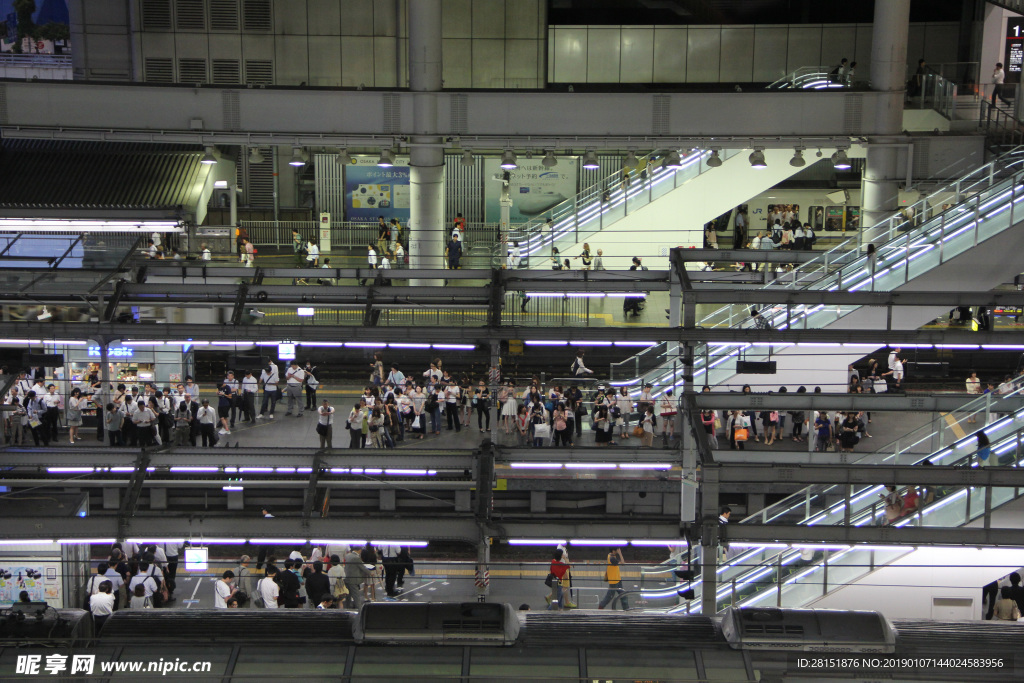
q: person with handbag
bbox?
[316,399,335,449]
[258,361,280,419]
[545,548,571,610]
[347,402,365,449]
[641,405,656,448]
[727,410,750,450]
[304,361,320,410]
[474,380,491,433]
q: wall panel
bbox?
[442,0,473,39]
[472,39,505,88]
[686,28,721,82]
[786,26,823,73]
[443,38,473,89]
[719,27,754,83]
[341,36,375,87]
[341,0,375,36]
[506,0,540,40]
[552,27,588,83]
[620,26,654,83]
[820,25,858,69]
[653,27,687,82]
[587,28,622,82]
[752,26,788,81]
[306,0,341,36]
[472,0,505,39]
[307,35,341,86]
[373,36,399,87]
[274,35,309,85]
[505,39,540,87]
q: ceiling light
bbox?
[289,147,306,167]
[581,150,600,169]
[247,147,264,164]
[706,149,723,167]
[500,149,518,170]
[832,149,852,169]
[790,149,806,167]
[542,150,558,168]
[663,150,682,168]
[337,148,355,165]
[377,148,395,167]
[623,150,639,168]
[200,146,218,165]
[461,149,474,166]
[749,148,767,168]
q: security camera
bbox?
[249,309,266,319]
[37,307,52,321]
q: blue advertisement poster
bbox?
[345,157,410,223]
[483,157,578,224]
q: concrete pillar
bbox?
[863,0,911,230]
[408,0,446,284]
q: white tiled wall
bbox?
[548,23,963,84]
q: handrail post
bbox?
[822,552,829,596]
[985,391,991,425]
[776,553,783,607]
[903,231,910,285]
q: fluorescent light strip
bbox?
[509,462,563,469]
[47,467,94,473]
[432,344,476,350]
[629,539,684,546]
[523,340,568,346]
[310,539,367,546]
[389,343,432,349]
[300,342,345,347]
[508,539,566,545]
[0,539,55,545]
[384,469,432,476]
[249,538,309,544]
[618,463,672,470]
[563,463,618,469]
[170,467,219,473]
[569,539,627,546]
[197,538,247,544]
[58,538,116,545]
[372,541,429,547]
[222,486,244,491]
[126,538,185,544]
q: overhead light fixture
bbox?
[338,148,355,165]
[706,149,723,168]
[247,147,264,164]
[213,180,229,189]
[37,307,52,322]
[789,149,806,167]
[748,148,767,168]
[542,150,558,168]
[500,149,518,170]
[461,149,474,166]
[581,150,600,169]
[663,150,682,168]
[377,148,395,167]
[832,149,852,169]
[249,309,266,319]
[623,150,639,168]
[200,146,218,165]
[289,147,306,167]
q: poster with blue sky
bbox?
[1,0,69,53]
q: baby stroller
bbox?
[623,294,646,318]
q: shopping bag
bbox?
[734,428,749,442]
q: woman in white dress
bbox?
[500,380,518,434]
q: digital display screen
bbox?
[1006,18,1024,83]
[87,346,134,358]
[278,343,296,361]
[184,547,208,571]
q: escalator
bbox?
[611,146,1024,393]
[508,148,825,269]
[639,386,1024,615]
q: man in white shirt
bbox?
[444,381,461,432]
[196,399,218,447]
[992,62,1010,106]
[360,243,377,286]
[394,242,405,267]
[214,570,237,609]
[259,362,280,419]
[128,562,160,602]
[241,370,258,423]
[284,361,306,417]
[201,243,211,261]
[257,566,280,608]
[222,370,240,429]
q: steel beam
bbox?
[0,80,889,141]
[709,462,1024,487]
[694,393,1024,412]
[3,320,1023,345]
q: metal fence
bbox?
[241,220,501,252]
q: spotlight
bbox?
[663,150,682,168]
[200,146,218,165]
[748,148,767,168]
[500,149,518,170]
[542,150,558,168]
[789,149,806,168]
[461,149,474,166]
[706,149,723,168]
[623,150,639,168]
[832,149,852,169]
[337,148,355,165]
[37,307,52,322]
[581,150,600,169]
[248,147,264,164]
[673,569,696,581]
[377,148,395,167]
[677,588,696,600]
[289,147,306,167]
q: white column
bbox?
[863,0,911,230]
[407,0,445,284]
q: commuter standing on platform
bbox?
[304,361,319,410]
[597,548,630,610]
[258,361,279,419]
[284,361,306,417]
[992,62,1011,106]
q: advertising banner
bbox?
[483,157,578,224]
[345,157,410,223]
[1006,18,1024,84]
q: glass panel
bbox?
[470,647,578,679]
[587,647,700,681]
[352,647,462,682]
[701,650,751,681]
[233,646,343,682]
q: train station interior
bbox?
[2,0,1024,680]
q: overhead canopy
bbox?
[0,140,215,219]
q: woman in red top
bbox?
[547,549,570,610]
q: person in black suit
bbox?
[304,561,331,606]
[1008,572,1024,617]
[277,559,302,608]
[177,394,201,446]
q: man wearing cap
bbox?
[284,361,307,418]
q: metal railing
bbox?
[980,99,1024,148]
[0,53,72,67]
[611,145,1024,392]
[241,220,500,252]
[767,66,850,90]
